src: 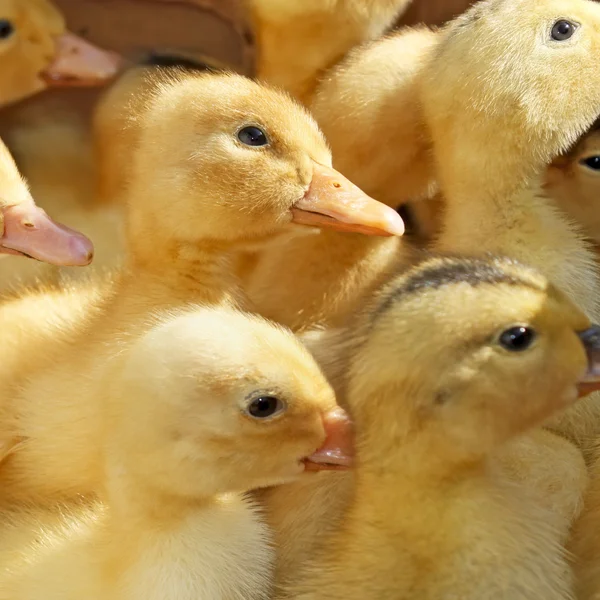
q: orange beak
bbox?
[303,407,354,472]
[577,326,600,398]
[0,200,94,266]
[291,163,404,237]
[41,32,123,87]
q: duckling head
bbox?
[421,0,600,196]
[545,125,600,243]
[0,139,93,265]
[340,256,600,472]
[124,70,404,261]
[0,0,122,108]
[104,307,353,498]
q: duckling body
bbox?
[249,0,413,104]
[0,71,396,506]
[0,307,352,600]
[279,256,599,600]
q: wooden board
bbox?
[52,0,254,74]
[398,0,477,28]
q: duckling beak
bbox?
[577,325,600,397]
[41,33,123,87]
[303,407,354,472]
[0,201,94,266]
[291,163,405,237]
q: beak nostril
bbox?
[332,182,342,189]
[22,221,35,229]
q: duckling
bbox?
[278,255,600,600]
[0,306,353,600]
[0,0,122,108]
[0,70,398,506]
[248,0,413,104]
[0,136,93,266]
[545,124,600,246]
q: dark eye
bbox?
[238,126,268,147]
[499,326,536,352]
[0,20,14,40]
[582,156,600,171]
[246,396,286,419]
[551,20,578,41]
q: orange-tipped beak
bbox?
[303,407,354,472]
[577,326,600,398]
[42,32,123,87]
[291,163,404,237]
[0,200,94,266]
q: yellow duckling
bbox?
[0,70,398,506]
[0,0,122,108]
[0,306,352,600]
[248,0,413,104]
[279,255,600,600]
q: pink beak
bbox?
[291,163,405,237]
[303,408,354,472]
[42,32,123,87]
[0,201,94,266]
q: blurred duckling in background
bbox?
[0,0,122,108]
[0,71,398,507]
[0,136,93,266]
[0,0,122,291]
[545,124,600,247]
[0,307,352,600]
[248,0,413,104]
[279,256,600,600]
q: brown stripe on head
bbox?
[370,255,546,325]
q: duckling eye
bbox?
[246,396,286,419]
[582,156,600,171]
[238,126,268,147]
[498,327,536,352]
[551,20,578,41]
[0,20,14,40]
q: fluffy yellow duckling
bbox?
[0,70,398,506]
[0,136,93,266]
[0,0,122,108]
[278,256,600,600]
[248,0,413,104]
[0,306,352,600]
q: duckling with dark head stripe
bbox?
[278,255,600,600]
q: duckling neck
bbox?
[124,239,245,308]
